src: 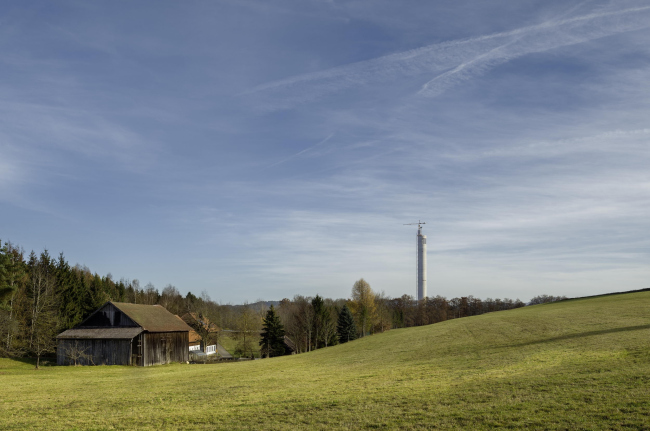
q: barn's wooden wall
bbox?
[143,332,189,366]
[58,331,188,366]
[131,333,144,366]
[57,339,132,366]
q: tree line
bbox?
[0,239,563,362]
[0,240,218,362]
[273,278,531,355]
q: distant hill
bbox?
[227,300,280,311]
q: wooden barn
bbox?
[57,301,193,366]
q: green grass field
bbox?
[218,332,261,359]
[2,292,649,430]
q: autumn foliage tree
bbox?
[349,278,376,337]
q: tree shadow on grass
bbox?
[10,356,57,368]
[503,324,650,349]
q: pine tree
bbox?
[259,305,285,358]
[337,304,358,343]
[0,241,27,356]
[0,240,9,303]
[55,253,83,331]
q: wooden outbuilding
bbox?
[283,335,297,355]
[57,301,193,366]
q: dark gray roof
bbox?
[57,327,143,340]
[284,335,297,352]
[216,343,233,359]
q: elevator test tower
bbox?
[404,221,427,300]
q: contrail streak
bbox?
[242,4,650,109]
[266,133,335,168]
[418,5,650,97]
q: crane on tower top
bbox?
[404,220,426,229]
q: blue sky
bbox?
[1,0,649,303]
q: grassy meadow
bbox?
[1,291,649,430]
[218,333,261,359]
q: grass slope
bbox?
[218,333,261,358]
[2,292,649,430]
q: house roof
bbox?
[184,312,220,344]
[189,329,202,344]
[109,302,193,332]
[181,312,221,332]
[57,327,143,340]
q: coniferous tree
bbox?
[114,279,126,302]
[337,304,358,343]
[55,253,84,331]
[0,241,9,302]
[76,270,96,320]
[0,242,27,356]
[260,305,285,358]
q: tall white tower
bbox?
[416,224,427,301]
[405,221,427,301]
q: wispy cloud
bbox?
[243,3,650,109]
[0,146,26,192]
[0,100,153,171]
[437,129,650,162]
[266,133,335,168]
[3,1,648,302]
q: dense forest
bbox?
[0,239,564,361]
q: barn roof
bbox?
[110,302,193,332]
[57,327,142,339]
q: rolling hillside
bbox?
[1,291,649,430]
